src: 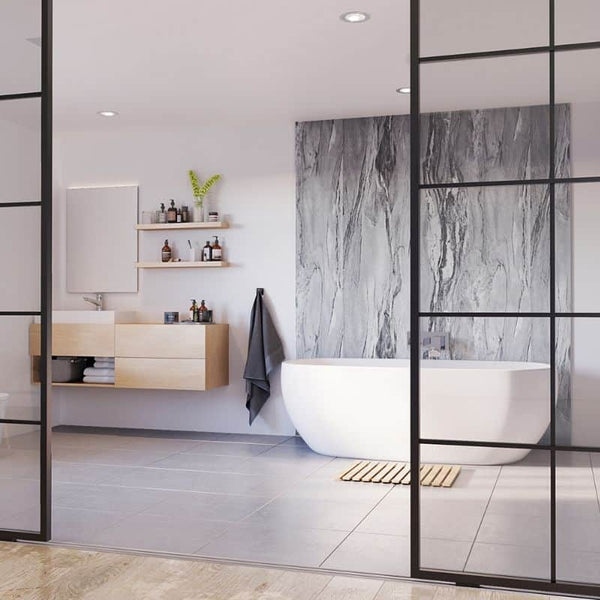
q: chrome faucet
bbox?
[407,331,450,360]
[83,293,104,311]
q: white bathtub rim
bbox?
[283,358,550,371]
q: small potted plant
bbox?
[189,170,222,222]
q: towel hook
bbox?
[256,288,264,295]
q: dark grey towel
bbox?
[243,290,285,425]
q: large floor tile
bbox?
[0,448,40,479]
[420,538,472,572]
[556,513,600,553]
[102,465,201,491]
[355,488,410,537]
[199,522,348,568]
[184,469,300,496]
[91,512,230,554]
[52,507,128,544]
[242,496,377,532]
[420,497,487,542]
[149,452,249,473]
[281,477,393,503]
[476,512,550,548]
[142,490,272,522]
[557,549,600,584]
[466,542,550,580]
[53,446,177,467]
[181,441,273,457]
[52,461,119,485]
[321,532,410,577]
[52,482,169,514]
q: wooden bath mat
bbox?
[339,461,461,487]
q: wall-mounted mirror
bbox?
[66,185,138,293]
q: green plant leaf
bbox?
[197,174,222,199]
[188,170,202,198]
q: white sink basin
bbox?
[35,311,116,324]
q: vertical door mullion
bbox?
[409,0,420,580]
[39,0,53,542]
[549,0,556,583]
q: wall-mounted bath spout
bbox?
[407,331,450,360]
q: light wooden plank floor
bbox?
[0,542,562,600]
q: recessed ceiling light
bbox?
[97,110,119,117]
[396,87,411,94]
[340,11,370,23]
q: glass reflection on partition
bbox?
[419,444,550,580]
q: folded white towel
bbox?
[83,376,114,384]
[94,361,115,368]
[84,367,115,377]
[94,357,115,364]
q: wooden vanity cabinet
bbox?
[29,323,229,391]
[114,324,229,390]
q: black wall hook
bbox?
[256,288,264,295]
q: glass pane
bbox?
[557,451,600,584]
[0,206,40,312]
[0,317,40,422]
[557,183,600,313]
[563,318,600,448]
[0,98,41,205]
[420,444,550,580]
[556,0,600,45]
[556,50,600,179]
[0,0,40,95]
[0,423,40,533]
[420,55,549,184]
[419,317,551,446]
[420,185,550,313]
[420,0,548,56]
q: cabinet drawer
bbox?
[115,358,206,390]
[115,324,205,358]
[30,324,115,357]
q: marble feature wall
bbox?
[296,105,572,438]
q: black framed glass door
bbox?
[0,0,52,542]
[410,0,600,595]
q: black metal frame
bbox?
[410,0,600,596]
[0,0,52,542]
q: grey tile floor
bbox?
[1,428,600,584]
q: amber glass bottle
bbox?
[211,236,222,261]
[161,239,172,262]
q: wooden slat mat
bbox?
[339,461,461,487]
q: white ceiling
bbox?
[1,0,599,131]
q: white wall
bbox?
[53,121,297,435]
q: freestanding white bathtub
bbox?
[281,359,551,465]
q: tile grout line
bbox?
[460,465,503,572]
[316,482,399,570]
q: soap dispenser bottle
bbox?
[158,202,167,224]
[167,199,177,223]
[211,236,223,261]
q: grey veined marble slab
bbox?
[296,105,571,441]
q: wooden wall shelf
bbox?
[135,261,228,269]
[136,222,228,231]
